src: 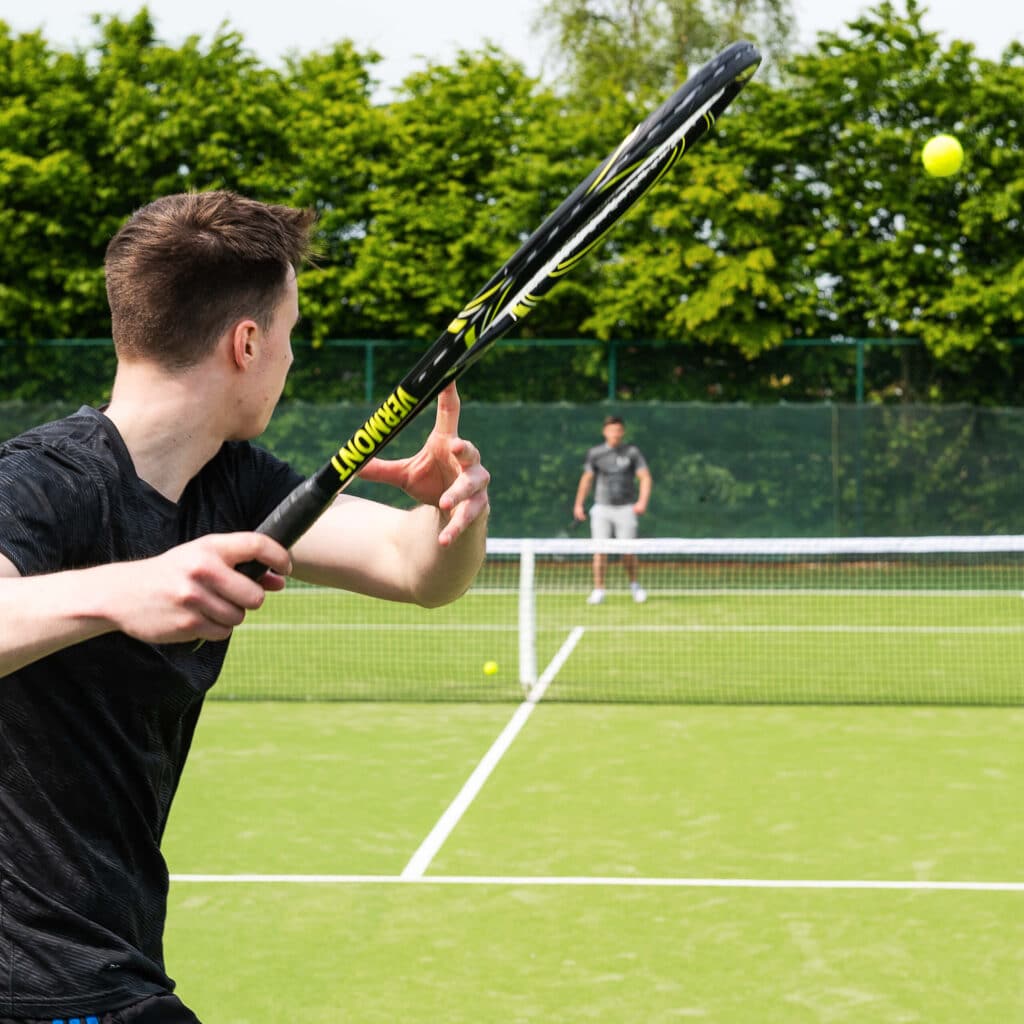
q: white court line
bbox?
[399,626,586,881]
[241,623,517,631]
[649,588,1024,598]
[272,587,1022,598]
[241,622,1024,635]
[546,624,1024,634]
[169,873,1024,892]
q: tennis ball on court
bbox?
[922,134,963,177]
[482,660,499,676]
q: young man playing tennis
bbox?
[0,191,490,1022]
[573,415,652,604]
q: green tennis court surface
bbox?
[163,702,1024,1022]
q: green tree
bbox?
[755,1,1024,375]
[269,42,389,399]
[0,24,98,342]
[0,12,387,400]
[87,12,294,219]
[279,41,383,340]
[3,4,1024,406]
[570,0,1024,403]
[336,52,589,369]
[533,0,793,103]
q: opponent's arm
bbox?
[574,470,594,521]
[635,467,653,515]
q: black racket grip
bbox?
[238,475,337,580]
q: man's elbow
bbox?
[412,562,481,608]
[414,579,473,610]
[414,536,487,610]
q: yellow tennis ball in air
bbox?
[482,660,499,676]
[922,134,963,177]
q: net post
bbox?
[518,541,537,689]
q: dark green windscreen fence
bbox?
[264,402,1024,537]
[3,401,1024,537]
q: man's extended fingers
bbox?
[449,437,481,468]
[438,489,490,546]
[439,440,488,513]
[438,441,490,531]
[432,382,461,437]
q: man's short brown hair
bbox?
[104,191,316,370]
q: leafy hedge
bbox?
[2,6,1024,404]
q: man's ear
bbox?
[229,319,260,370]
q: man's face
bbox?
[602,422,625,447]
[238,266,299,438]
[264,266,299,397]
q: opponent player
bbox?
[0,191,489,1022]
[573,415,652,604]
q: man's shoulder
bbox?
[0,407,114,476]
[0,410,117,575]
[4,405,103,446]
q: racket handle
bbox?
[238,475,337,579]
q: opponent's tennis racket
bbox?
[246,40,761,574]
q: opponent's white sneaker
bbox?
[631,584,647,604]
[586,588,606,605]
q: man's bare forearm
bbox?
[405,503,489,608]
[0,567,118,677]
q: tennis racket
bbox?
[245,40,761,574]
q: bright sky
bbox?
[6,0,1021,95]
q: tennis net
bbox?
[216,536,1024,704]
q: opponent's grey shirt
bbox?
[583,443,648,506]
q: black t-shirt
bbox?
[0,407,303,1016]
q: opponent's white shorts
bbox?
[589,503,638,540]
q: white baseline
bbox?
[169,874,1024,892]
